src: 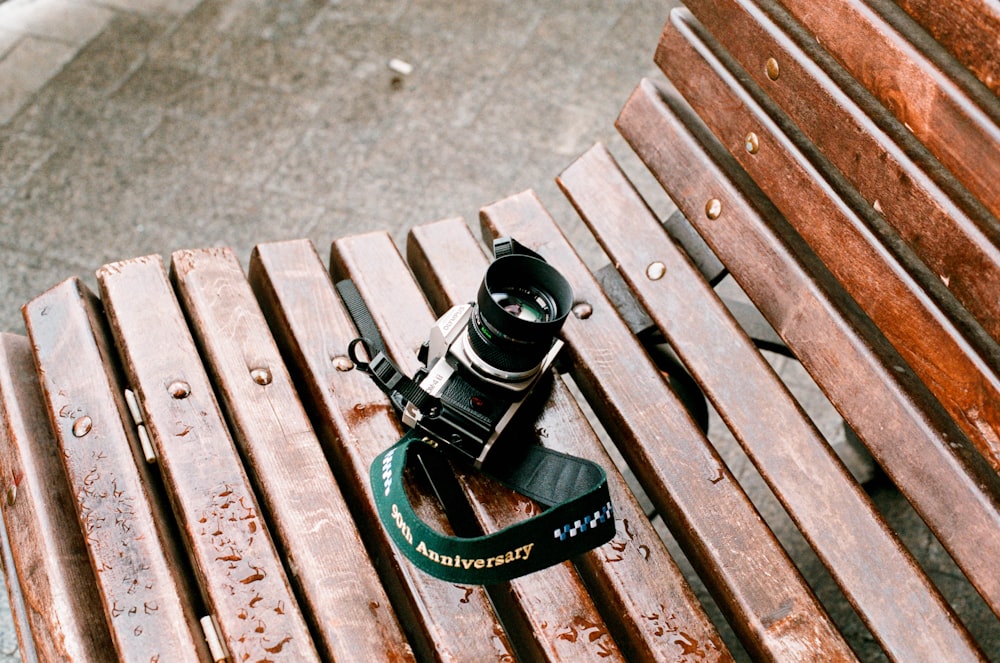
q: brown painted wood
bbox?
[667,2,1000,348]
[22,279,207,662]
[656,8,1000,473]
[247,239,516,662]
[479,191,857,662]
[95,256,320,663]
[771,0,1000,219]
[170,247,416,663]
[892,0,1000,95]
[558,143,986,662]
[0,333,116,661]
[407,218,734,662]
[615,76,1000,621]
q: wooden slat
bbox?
[479,191,857,661]
[95,256,320,663]
[0,503,36,663]
[406,218,734,662]
[22,279,207,661]
[170,247,415,662]
[891,0,1000,95]
[559,143,985,662]
[656,8,1000,472]
[616,75,1000,621]
[246,239,517,662]
[771,0,1000,216]
[0,333,115,662]
[667,2,1000,347]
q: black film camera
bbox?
[349,238,573,467]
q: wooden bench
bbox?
[1,1,999,660]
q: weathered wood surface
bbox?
[330,231,627,662]
[656,8,1000,473]
[170,247,415,662]
[23,279,207,661]
[559,143,986,662]
[247,239,517,662]
[616,76,1000,622]
[479,191,856,661]
[770,0,1000,218]
[406,218,734,662]
[0,333,115,661]
[891,0,1000,95]
[96,256,320,663]
[669,2,1000,350]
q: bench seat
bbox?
[1,1,999,660]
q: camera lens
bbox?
[467,254,572,377]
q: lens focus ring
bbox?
[467,312,546,374]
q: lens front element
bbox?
[492,285,558,323]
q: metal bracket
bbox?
[596,205,791,356]
[124,388,157,464]
[200,614,230,662]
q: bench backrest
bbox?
[605,0,1000,659]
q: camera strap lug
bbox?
[492,236,544,261]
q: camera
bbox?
[349,238,615,584]
[393,238,573,467]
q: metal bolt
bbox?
[705,198,723,220]
[332,356,354,372]
[72,416,93,438]
[766,57,780,80]
[572,302,593,319]
[250,367,272,386]
[745,132,759,154]
[168,381,191,399]
[646,262,666,280]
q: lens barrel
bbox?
[467,254,573,376]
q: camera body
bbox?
[399,302,564,467]
[390,241,573,468]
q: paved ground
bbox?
[0,0,997,661]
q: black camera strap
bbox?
[336,280,615,584]
[339,280,440,415]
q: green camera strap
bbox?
[371,431,614,584]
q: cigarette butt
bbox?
[388,58,413,76]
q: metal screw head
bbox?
[766,57,780,80]
[168,381,191,399]
[72,415,93,438]
[646,262,667,280]
[572,302,593,319]
[745,132,760,154]
[250,367,272,385]
[332,356,354,372]
[705,198,723,220]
